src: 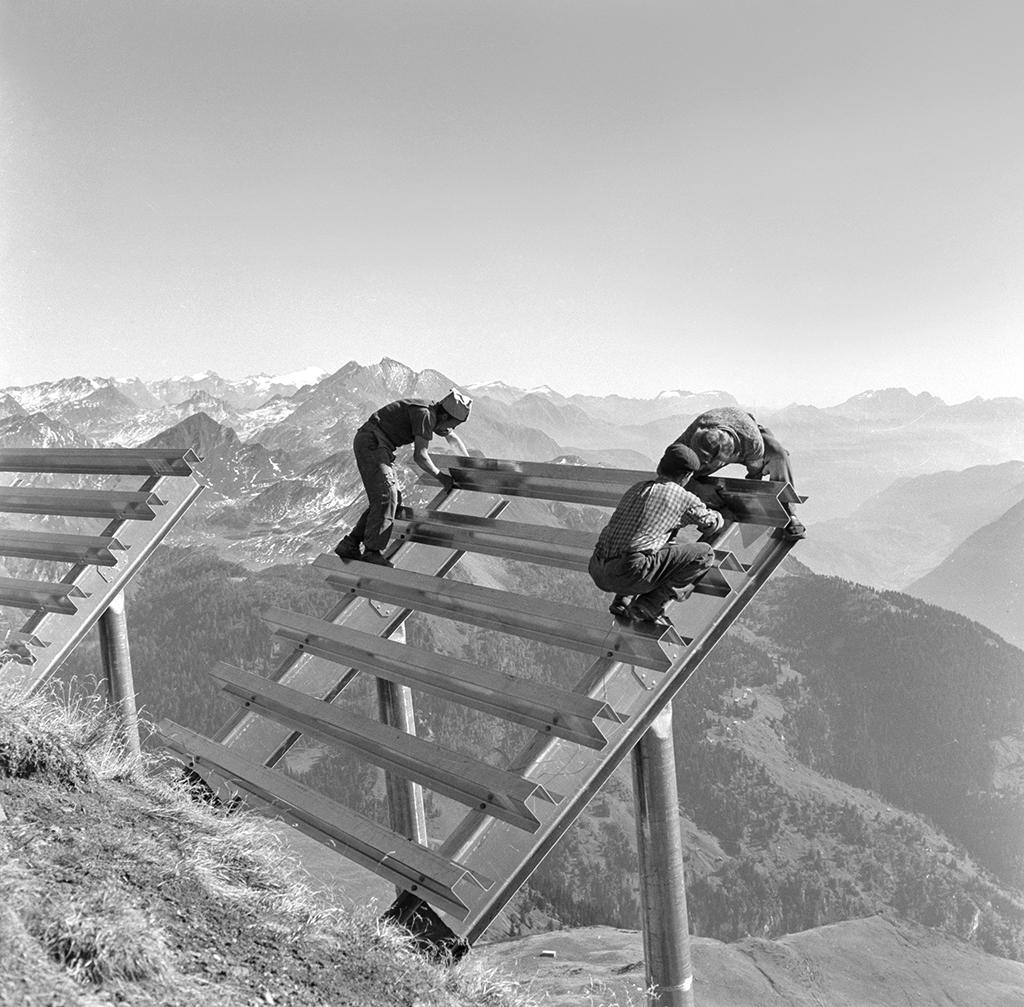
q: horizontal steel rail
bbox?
[0,578,86,614]
[210,662,557,832]
[0,448,201,477]
[393,511,595,571]
[262,607,620,749]
[427,467,631,508]
[396,509,747,574]
[156,720,488,920]
[313,554,685,670]
[0,531,126,566]
[3,470,207,697]
[0,487,163,521]
[428,454,797,526]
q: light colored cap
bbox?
[439,388,472,422]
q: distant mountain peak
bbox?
[846,387,942,402]
[143,410,239,453]
[467,380,518,392]
[827,387,947,425]
[174,389,230,409]
[0,393,28,418]
[269,366,327,387]
[0,410,92,448]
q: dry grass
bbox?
[0,683,536,1007]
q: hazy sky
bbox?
[3,1,1023,406]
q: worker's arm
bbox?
[412,435,455,490]
[444,430,468,455]
[681,495,725,537]
[756,425,794,484]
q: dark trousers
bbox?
[588,540,714,613]
[347,427,401,552]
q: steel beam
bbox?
[98,591,141,759]
[210,662,558,831]
[156,720,488,920]
[396,509,746,575]
[632,704,695,1007]
[262,607,618,749]
[376,623,428,846]
[0,448,201,477]
[0,578,86,614]
[3,471,206,697]
[211,491,510,768]
[313,554,686,670]
[419,523,794,944]
[428,454,797,526]
[0,487,163,521]
[0,531,126,566]
[393,511,594,571]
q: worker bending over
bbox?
[588,444,724,626]
[335,389,471,566]
[674,406,805,540]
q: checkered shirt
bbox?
[593,479,720,559]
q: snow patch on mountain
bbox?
[269,366,328,388]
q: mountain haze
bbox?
[795,461,1024,589]
[907,497,1024,650]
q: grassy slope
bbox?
[0,687,531,1007]
[480,919,1024,1007]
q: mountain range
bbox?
[3,358,1022,635]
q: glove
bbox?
[700,510,725,539]
[437,472,456,493]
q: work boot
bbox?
[361,550,394,568]
[334,538,362,561]
[625,596,672,628]
[608,595,631,620]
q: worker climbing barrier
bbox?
[0,448,206,697]
[156,454,801,955]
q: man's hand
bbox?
[436,472,456,493]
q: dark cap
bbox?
[658,443,701,477]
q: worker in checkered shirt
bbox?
[588,444,724,626]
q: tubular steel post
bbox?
[375,621,428,847]
[98,591,141,759]
[631,702,695,1007]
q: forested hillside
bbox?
[54,546,1024,962]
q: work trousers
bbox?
[588,539,714,613]
[348,426,402,552]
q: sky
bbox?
[2,0,1023,408]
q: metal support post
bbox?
[98,590,142,759]
[631,702,695,1007]
[375,621,428,847]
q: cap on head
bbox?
[438,388,472,423]
[658,443,701,478]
